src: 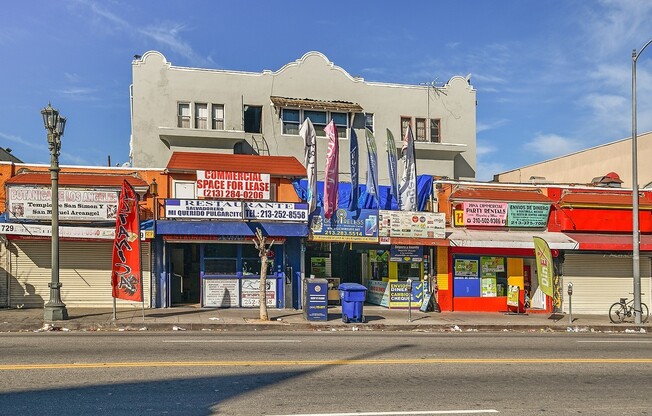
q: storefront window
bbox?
[397,262,421,281]
[204,259,237,275]
[204,244,238,276]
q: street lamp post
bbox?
[41,103,68,321]
[632,40,652,325]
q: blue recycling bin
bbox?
[339,283,367,323]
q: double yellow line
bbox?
[2,357,652,371]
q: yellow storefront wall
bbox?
[507,257,524,288]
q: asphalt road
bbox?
[1,331,651,415]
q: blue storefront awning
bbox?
[156,220,308,237]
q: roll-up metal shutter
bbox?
[562,253,652,314]
[0,240,8,307]
[9,240,151,308]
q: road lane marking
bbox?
[2,358,652,371]
[577,340,652,343]
[162,340,301,343]
[269,410,499,416]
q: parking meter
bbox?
[567,282,573,323]
[407,278,413,322]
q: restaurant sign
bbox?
[7,186,119,222]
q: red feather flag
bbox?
[111,180,143,301]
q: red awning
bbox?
[564,232,652,251]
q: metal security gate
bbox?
[562,253,652,314]
[7,240,151,308]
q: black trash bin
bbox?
[339,283,367,323]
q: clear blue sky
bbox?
[1,0,651,181]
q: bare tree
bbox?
[253,227,274,321]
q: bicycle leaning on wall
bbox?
[608,295,649,324]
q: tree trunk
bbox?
[259,252,269,321]
[254,228,272,321]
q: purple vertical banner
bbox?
[348,127,359,211]
[323,120,339,219]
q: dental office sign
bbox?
[7,185,119,222]
[196,170,270,200]
[463,201,507,226]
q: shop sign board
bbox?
[366,280,390,307]
[309,208,378,242]
[378,210,445,239]
[165,199,243,219]
[196,170,270,200]
[463,201,507,226]
[243,202,308,223]
[388,281,422,308]
[389,245,424,262]
[7,185,119,222]
[240,278,277,307]
[507,285,520,307]
[203,279,240,307]
[507,203,551,227]
[0,223,115,239]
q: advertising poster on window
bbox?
[507,203,551,227]
[203,279,240,307]
[7,186,119,222]
[240,278,277,307]
[462,201,507,226]
[389,245,423,262]
[310,207,378,242]
[454,259,479,278]
[480,257,503,297]
[196,170,270,200]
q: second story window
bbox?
[415,118,427,141]
[244,105,262,133]
[430,119,441,143]
[195,103,208,129]
[305,110,328,137]
[282,109,300,134]
[178,103,191,128]
[400,117,412,139]
[212,104,224,130]
[332,112,348,137]
[365,113,374,133]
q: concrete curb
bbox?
[2,322,648,333]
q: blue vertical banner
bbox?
[386,128,400,206]
[365,128,379,204]
[348,127,360,210]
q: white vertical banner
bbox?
[399,125,417,211]
[300,118,317,214]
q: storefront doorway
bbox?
[169,243,201,306]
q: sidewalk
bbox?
[0,305,649,333]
